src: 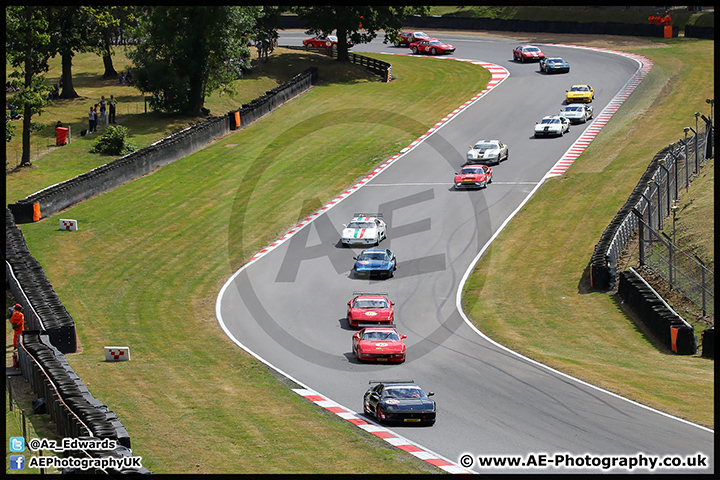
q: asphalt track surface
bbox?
[217,32,714,474]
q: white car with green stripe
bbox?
[341,213,387,246]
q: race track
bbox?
[217,32,714,474]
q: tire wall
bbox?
[400,15,680,38]
[17,331,151,474]
[279,14,687,38]
[5,68,318,467]
[617,269,697,354]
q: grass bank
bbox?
[7,49,489,474]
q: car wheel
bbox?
[504,151,509,162]
[521,55,525,63]
[412,47,418,54]
[431,47,437,55]
[377,406,387,423]
[488,175,493,184]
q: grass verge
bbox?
[462,35,714,428]
[7,49,488,473]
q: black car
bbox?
[539,57,570,74]
[363,380,435,425]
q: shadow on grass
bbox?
[248,50,381,86]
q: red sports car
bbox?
[352,325,406,363]
[513,45,545,63]
[303,34,354,49]
[347,292,394,328]
[409,39,455,55]
[453,164,493,189]
[394,31,438,47]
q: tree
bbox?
[48,6,95,99]
[127,6,259,116]
[6,6,53,167]
[293,6,429,62]
[85,6,138,78]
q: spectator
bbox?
[50,84,60,100]
[8,103,21,120]
[125,70,133,84]
[119,71,127,85]
[88,105,96,134]
[99,95,107,125]
[108,94,117,124]
[93,104,99,132]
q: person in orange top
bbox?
[661,14,671,26]
[10,304,24,348]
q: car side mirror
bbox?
[353,257,358,260]
[391,302,395,306]
[401,335,407,339]
[342,224,347,228]
[427,392,435,397]
[347,301,351,306]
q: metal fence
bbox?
[635,215,714,316]
[622,121,714,316]
[591,113,714,297]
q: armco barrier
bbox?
[8,68,318,224]
[590,147,671,291]
[617,269,697,354]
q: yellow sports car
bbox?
[565,84,594,103]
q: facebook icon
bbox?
[9,454,25,470]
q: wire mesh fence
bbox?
[636,217,714,316]
[627,121,714,316]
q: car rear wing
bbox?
[369,379,414,385]
[357,324,397,329]
[352,213,383,218]
[352,291,389,297]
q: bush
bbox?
[89,125,137,155]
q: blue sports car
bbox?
[540,57,570,74]
[353,248,397,278]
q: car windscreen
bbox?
[362,331,399,341]
[541,118,559,124]
[461,167,484,174]
[359,252,387,261]
[354,299,388,309]
[348,222,374,229]
[473,143,495,150]
[383,387,426,398]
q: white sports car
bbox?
[341,213,387,246]
[559,103,593,124]
[465,139,508,165]
[534,116,570,137]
